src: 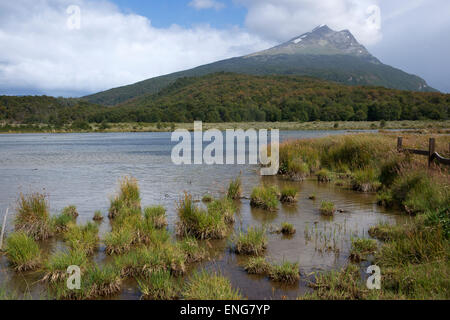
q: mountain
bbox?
[84,25,436,106]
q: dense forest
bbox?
[1,73,449,125]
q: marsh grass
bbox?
[207,197,236,224]
[42,249,88,283]
[183,271,243,300]
[64,222,99,255]
[138,270,180,300]
[280,186,298,203]
[176,193,228,240]
[14,193,53,240]
[250,185,279,211]
[109,176,141,219]
[93,211,103,221]
[280,222,296,235]
[144,206,168,229]
[317,169,333,182]
[5,232,41,272]
[52,212,76,233]
[227,177,242,200]
[104,227,134,255]
[61,205,78,218]
[243,257,270,275]
[349,238,377,262]
[202,194,213,203]
[351,168,381,192]
[320,201,336,216]
[178,236,206,263]
[232,226,267,255]
[269,261,300,284]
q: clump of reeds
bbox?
[42,249,88,283]
[349,238,377,262]
[269,261,300,284]
[52,211,76,234]
[202,194,213,203]
[176,193,227,240]
[317,169,333,182]
[250,185,279,211]
[308,194,316,200]
[93,211,103,221]
[104,227,134,255]
[109,176,141,219]
[144,206,168,229]
[232,226,267,255]
[138,270,180,300]
[243,257,270,275]
[227,177,242,200]
[280,186,298,203]
[53,264,122,300]
[320,201,336,216]
[5,232,41,272]
[208,197,236,224]
[178,236,207,263]
[14,193,54,241]
[183,271,243,300]
[61,205,79,218]
[64,222,99,255]
[351,168,381,192]
[280,222,296,235]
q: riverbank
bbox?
[1,120,449,134]
[277,133,449,299]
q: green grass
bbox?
[319,201,336,216]
[227,177,242,200]
[61,205,79,218]
[93,210,103,221]
[144,206,168,229]
[351,168,381,192]
[14,192,53,240]
[138,270,180,300]
[42,249,88,283]
[250,185,279,211]
[280,186,298,203]
[317,169,333,182]
[243,257,270,275]
[183,271,243,300]
[232,226,267,256]
[5,232,41,272]
[269,261,300,284]
[64,222,99,255]
[207,197,236,224]
[109,176,141,219]
[176,193,228,240]
[280,222,296,235]
[104,227,134,255]
[52,212,76,233]
[178,236,206,263]
[202,194,213,203]
[349,238,377,262]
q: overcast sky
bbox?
[0,0,448,97]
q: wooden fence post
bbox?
[429,138,436,167]
[397,137,403,151]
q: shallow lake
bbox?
[0,131,404,299]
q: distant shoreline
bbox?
[0,120,449,135]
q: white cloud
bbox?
[236,0,383,45]
[189,0,225,11]
[0,0,270,96]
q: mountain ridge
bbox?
[83,26,436,106]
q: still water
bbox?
[0,131,403,299]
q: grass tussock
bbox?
[280,222,296,235]
[243,257,270,275]
[351,168,381,192]
[52,212,76,234]
[202,194,213,203]
[178,236,207,263]
[317,169,333,182]
[5,232,41,272]
[232,226,267,256]
[42,249,88,283]
[93,210,103,221]
[250,185,279,211]
[14,193,53,241]
[176,193,228,240]
[349,238,377,262]
[64,222,99,256]
[109,176,141,219]
[138,270,180,300]
[104,227,134,255]
[227,177,242,200]
[183,271,243,300]
[269,261,300,284]
[319,201,336,216]
[61,205,79,218]
[280,186,298,203]
[144,206,168,229]
[207,197,236,224]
